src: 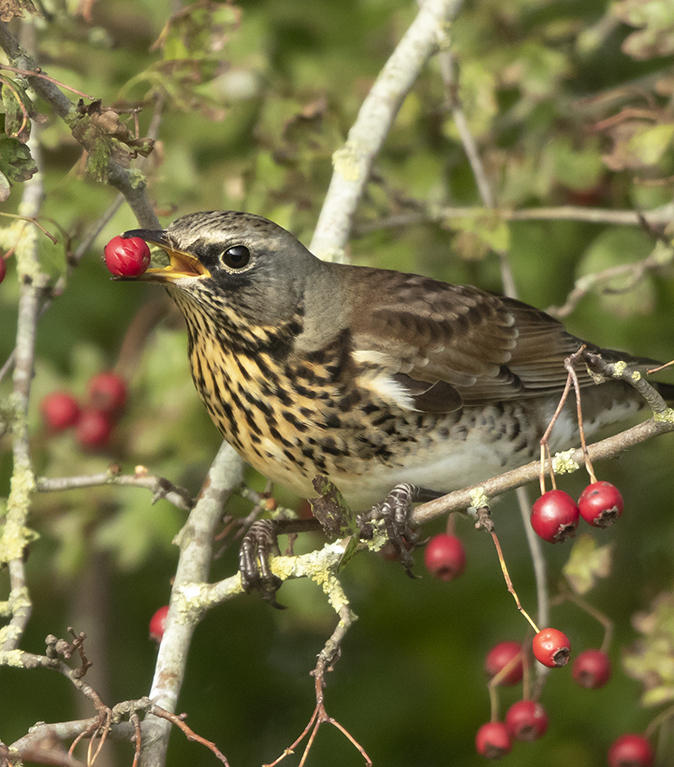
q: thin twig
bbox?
[264,604,369,767]
[36,469,194,512]
[147,704,230,766]
[0,62,96,99]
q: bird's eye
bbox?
[221,245,251,270]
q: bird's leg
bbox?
[239,517,322,606]
[358,483,441,575]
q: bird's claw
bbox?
[239,519,285,608]
[358,483,433,576]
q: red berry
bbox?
[475,721,512,759]
[104,235,151,277]
[530,490,579,543]
[0,256,6,284]
[40,392,81,431]
[149,605,169,643]
[424,533,466,581]
[87,371,127,413]
[484,641,524,686]
[572,648,612,689]
[76,409,113,449]
[505,700,548,741]
[607,734,654,767]
[533,627,571,668]
[578,481,624,528]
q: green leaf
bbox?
[562,534,613,595]
[623,592,674,706]
[0,137,37,186]
[630,122,674,165]
[547,135,605,192]
[2,78,32,142]
[603,121,674,171]
[448,212,510,258]
[577,228,656,317]
[0,169,9,202]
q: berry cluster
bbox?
[478,638,647,761]
[0,256,7,284]
[41,371,127,450]
[530,481,623,543]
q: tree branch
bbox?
[140,442,243,767]
[411,414,674,526]
[0,20,159,229]
[353,202,674,235]
[0,129,45,653]
[310,0,465,261]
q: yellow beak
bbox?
[121,229,210,281]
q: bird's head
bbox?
[122,210,323,326]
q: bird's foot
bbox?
[358,483,439,576]
[239,519,284,607]
[239,517,322,607]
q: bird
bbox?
[120,210,669,584]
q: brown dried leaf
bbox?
[614,0,674,60]
[0,0,40,22]
[601,120,674,171]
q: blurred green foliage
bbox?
[2,0,674,765]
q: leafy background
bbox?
[2,0,674,765]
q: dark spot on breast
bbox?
[325,413,341,429]
[282,410,308,432]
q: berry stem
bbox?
[487,648,525,689]
[538,371,574,493]
[551,588,613,654]
[522,646,532,701]
[490,531,540,634]
[645,702,674,739]
[488,682,500,723]
[564,351,597,484]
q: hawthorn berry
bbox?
[40,392,81,431]
[532,627,571,668]
[530,489,579,543]
[484,641,523,686]
[76,409,113,449]
[475,721,511,760]
[578,481,624,528]
[104,235,151,277]
[572,648,612,689]
[607,734,654,767]
[505,700,548,742]
[424,533,466,581]
[87,371,127,413]
[0,256,6,284]
[149,605,170,643]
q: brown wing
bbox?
[346,266,615,413]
